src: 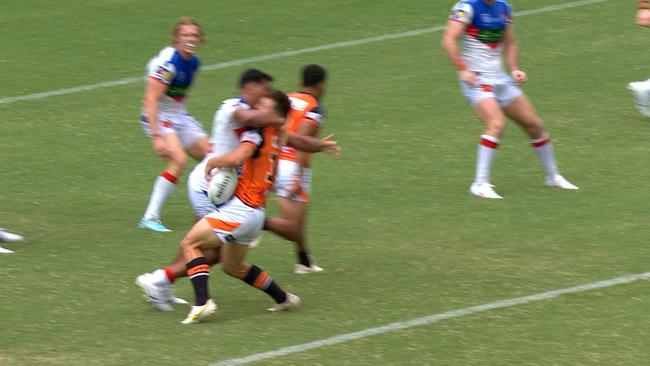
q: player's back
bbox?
[235,126,282,208]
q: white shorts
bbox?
[187,186,222,219]
[204,196,265,246]
[460,73,523,108]
[140,112,207,149]
[275,159,312,202]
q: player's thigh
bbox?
[474,97,506,132]
[503,95,544,133]
[182,218,223,250]
[185,136,210,161]
[276,196,307,228]
[163,133,187,165]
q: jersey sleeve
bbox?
[149,61,177,85]
[240,128,263,147]
[303,105,325,127]
[449,1,474,25]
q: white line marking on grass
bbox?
[210,271,650,366]
[0,0,610,106]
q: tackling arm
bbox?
[233,109,286,127]
[204,143,256,174]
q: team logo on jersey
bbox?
[450,9,467,22]
[155,65,173,82]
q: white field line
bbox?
[210,271,650,366]
[0,0,609,106]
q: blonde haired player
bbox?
[442,0,578,198]
[138,17,210,232]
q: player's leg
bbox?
[140,132,187,232]
[503,95,578,190]
[179,218,222,324]
[469,96,507,199]
[180,114,210,162]
[220,242,299,311]
[185,136,210,162]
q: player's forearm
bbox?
[504,43,520,72]
[143,98,160,135]
[441,35,467,71]
[235,110,285,127]
[286,132,325,153]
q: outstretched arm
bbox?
[233,108,285,127]
[287,132,340,156]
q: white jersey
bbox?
[144,46,200,115]
[188,97,251,193]
[449,0,513,78]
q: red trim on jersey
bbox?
[160,171,178,184]
[161,120,171,128]
[449,18,466,24]
[169,95,186,103]
[480,138,499,149]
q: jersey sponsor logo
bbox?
[450,9,467,22]
[479,84,494,92]
[154,64,175,83]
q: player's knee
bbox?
[485,120,505,136]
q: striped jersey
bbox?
[146,46,200,114]
[449,0,513,77]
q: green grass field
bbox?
[2,0,650,365]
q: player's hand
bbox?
[459,69,477,86]
[511,69,527,85]
[319,134,340,156]
[638,9,650,27]
[152,135,169,158]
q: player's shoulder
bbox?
[289,92,318,110]
[222,97,251,109]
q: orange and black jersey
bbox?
[235,126,283,208]
[279,92,325,162]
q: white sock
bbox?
[475,135,499,184]
[150,269,172,286]
[143,172,177,220]
[530,134,559,178]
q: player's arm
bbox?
[441,18,476,86]
[286,132,339,156]
[638,0,650,27]
[142,78,170,156]
[233,108,285,127]
[204,142,256,173]
[503,22,527,85]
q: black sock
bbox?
[243,265,287,304]
[298,251,311,267]
[186,257,210,306]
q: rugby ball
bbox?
[207,168,238,205]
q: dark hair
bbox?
[302,64,327,87]
[266,89,291,117]
[239,68,274,87]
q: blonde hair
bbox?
[172,17,205,44]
